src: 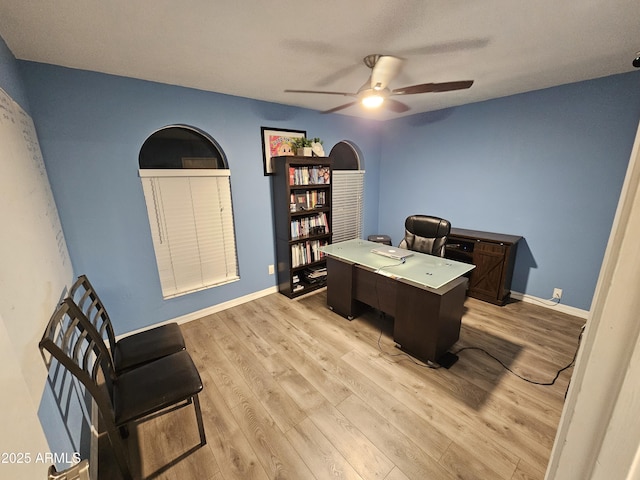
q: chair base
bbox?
[48,459,90,480]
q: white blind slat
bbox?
[141,171,239,299]
[332,170,364,243]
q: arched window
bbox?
[329,141,365,242]
[139,125,239,298]
[139,126,226,169]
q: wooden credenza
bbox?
[444,228,522,306]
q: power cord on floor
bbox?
[524,296,562,308]
[454,324,585,386]
[376,317,586,384]
[452,346,571,386]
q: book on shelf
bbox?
[292,273,305,292]
[302,265,327,284]
[289,166,331,186]
[290,240,328,268]
[290,212,329,239]
[290,190,326,211]
[305,264,327,277]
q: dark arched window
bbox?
[138,125,238,298]
[139,126,226,169]
[329,140,363,170]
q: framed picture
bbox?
[261,126,306,175]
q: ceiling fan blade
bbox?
[384,98,410,113]
[321,101,358,114]
[400,38,489,56]
[392,80,474,95]
[315,63,362,87]
[370,55,404,90]
[285,89,357,97]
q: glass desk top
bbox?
[321,239,475,290]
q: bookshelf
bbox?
[271,156,332,298]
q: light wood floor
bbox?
[99,290,585,480]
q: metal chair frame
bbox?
[40,299,205,480]
[69,275,185,373]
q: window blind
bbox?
[332,170,364,243]
[140,169,239,299]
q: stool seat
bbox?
[367,234,392,245]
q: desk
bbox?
[321,239,475,364]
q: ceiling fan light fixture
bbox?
[285,53,474,114]
[361,94,384,108]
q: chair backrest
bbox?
[69,275,117,353]
[398,215,451,257]
[39,298,117,424]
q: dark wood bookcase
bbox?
[271,156,332,298]
[445,228,522,305]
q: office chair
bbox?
[39,298,206,480]
[69,275,185,373]
[398,215,451,257]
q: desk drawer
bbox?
[353,266,397,315]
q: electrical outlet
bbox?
[268,264,275,275]
[553,288,563,299]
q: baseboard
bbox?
[510,291,590,319]
[116,286,279,340]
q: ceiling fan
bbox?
[285,54,473,114]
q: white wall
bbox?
[0,87,74,476]
[0,313,51,478]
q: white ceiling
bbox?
[0,0,639,120]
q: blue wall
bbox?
[378,72,640,310]
[15,61,640,320]
[18,61,383,335]
[0,35,29,111]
